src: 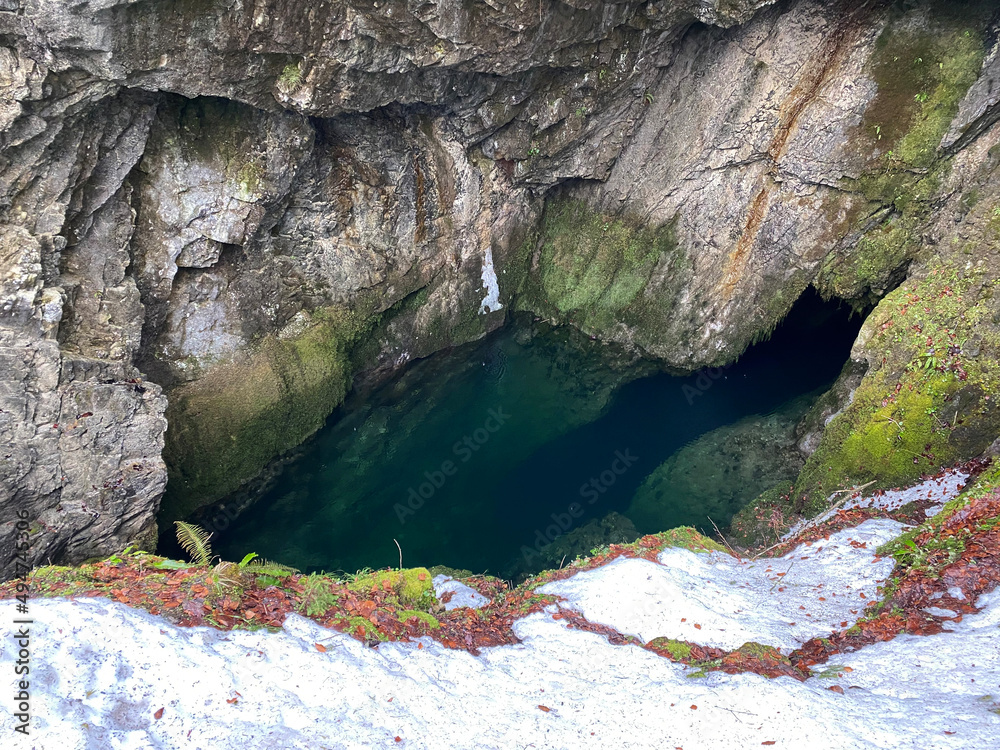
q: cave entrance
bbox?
[203,289,863,580]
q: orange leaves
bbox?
[153,707,164,720]
[537,705,551,712]
[314,643,327,653]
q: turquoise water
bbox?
[212,293,862,579]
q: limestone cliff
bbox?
[3,0,1000,574]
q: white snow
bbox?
[4,519,999,749]
[477,245,502,314]
[783,469,969,540]
[843,471,969,517]
[432,575,489,610]
[539,520,903,650]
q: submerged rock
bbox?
[627,406,807,535]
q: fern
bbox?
[300,574,339,616]
[174,522,213,566]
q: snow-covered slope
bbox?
[3,518,999,749]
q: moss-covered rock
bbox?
[161,305,376,519]
[646,637,693,661]
[860,4,987,170]
[348,567,436,609]
[516,197,684,346]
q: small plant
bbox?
[914,91,929,103]
[526,146,540,157]
[175,522,213,566]
[277,62,302,88]
[300,574,340,617]
[643,91,654,105]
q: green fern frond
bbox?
[174,521,213,566]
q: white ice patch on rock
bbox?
[433,575,489,610]
[478,245,502,314]
[539,519,903,650]
[6,523,1000,749]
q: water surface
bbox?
[214,293,862,577]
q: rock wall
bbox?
[4,0,1000,573]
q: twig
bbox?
[708,516,739,558]
[393,538,403,570]
[829,480,876,497]
[768,561,795,593]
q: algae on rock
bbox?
[161,306,375,519]
[516,198,686,353]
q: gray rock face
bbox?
[3,0,1000,574]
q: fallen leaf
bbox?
[153,708,164,720]
[690,704,697,710]
[828,685,845,694]
[315,643,327,653]
[394,737,402,743]
[693,623,702,630]
[538,705,551,712]
[762,743,776,746]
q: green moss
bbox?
[646,637,692,661]
[864,10,986,169]
[728,485,794,548]
[162,305,377,519]
[427,565,474,580]
[989,206,1000,239]
[637,526,729,555]
[398,610,440,629]
[817,217,915,302]
[517,198,683,340]
[345,616,385,641]
[348,567,435,609]
[233,160,264,200]
[877,462,1000,576]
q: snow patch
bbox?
[432,575,489,610]
[478,245,502,314]
[783,469,969,540]
[539,520,903,650]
